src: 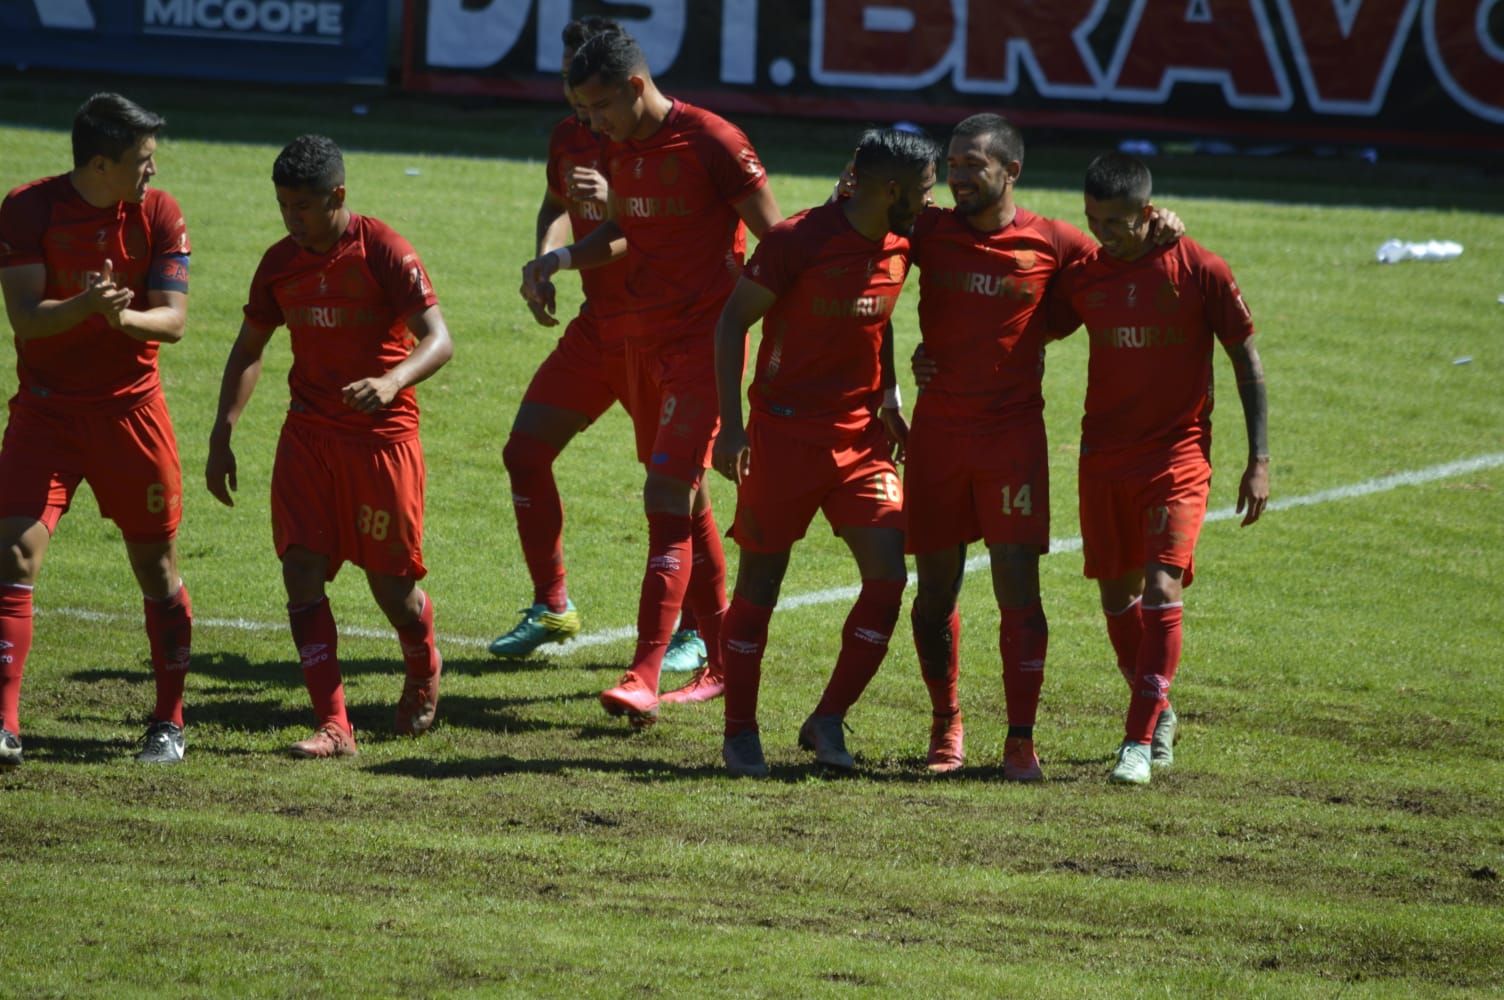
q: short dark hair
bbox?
[852,127,940,184]
[72,93,164,168]
[951,113,1025,168]
[568,30,646,89]
[272,134,345,193]
[1084,152,1153,203]
[562,16,622,53]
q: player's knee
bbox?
[502,432,555,477]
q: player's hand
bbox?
[521,254,561,310]
[205,439,238,507]
[910,341,937,388]
[85,258,134,322]
[566,166,608,207]
[526,280,559,327]
[712,424,751,484]
[879,405,909,464]
[831,159,857,203]
[1147,206,1185,245]
[1236,457,1270,526]
[341,375,401,413]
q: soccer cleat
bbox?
[599,672,659,729]
[1002,736,1044,782]
[722,729,769,778]
[658,666,725,705]
[135,719,185,765]
[1151,703,1178,769]
[487,601,581,658]
[661,628,708,672]
[1109,741,1152,785]
[925,711,964,773]
[291,722,359,759]
[395,653,443,737]
[798,713,855,770]
[0,728,22,768]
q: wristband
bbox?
[549,247,573,271]
[882,385,902,409]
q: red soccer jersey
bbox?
[244,214,439,442]
[911,205,1094,427]
[603,100,767,349]
[743,202,909,447]
[0,176,190,413]
[547,115,630,328]
[1047,238,1255,460]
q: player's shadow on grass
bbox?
[363,754,730,781]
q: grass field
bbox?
[0,73,1501,998]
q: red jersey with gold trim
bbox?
[244,214,439,443]
[0,176,190,414]
[743,202,909,447]
[603,100,767,349]
[1047,238,1255,461]
[547,115,629,328]
[911,205,1093,428]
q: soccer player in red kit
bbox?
[521,30,781,726]
[904,115,1097,780]
[491,17,705,673]
[1045,152,1269,784]
[712,128,935,777]
[206,135,454,758]
[0,93,194,767]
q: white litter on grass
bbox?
[1376,239,1463,263]
[405,168,421,176]
[1454,357,1473,365]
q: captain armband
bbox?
[149,253,190,294]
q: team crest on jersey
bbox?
[1084,290,1107,310]
[888,255,905,280]
[659,154,680,186]
[737,147,765,179]
[1156,280,1181,314]
[1013,248,1036,269]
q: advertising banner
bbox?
[403,0,1504,151]
[0,0,389,84]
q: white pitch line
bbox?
[38,452,1504,653]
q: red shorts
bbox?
[904,414,1050,554]
[730,415,904,554]
[1078,452,1211,586]
[623,339,718,486]
[271,419,427,580]
[0,393,182,543]
[520,308,637,423]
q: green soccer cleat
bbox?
[661,628,708,672]
[1151,703,1178,769]
[1109,741,1152,785]
[488,601,581,658]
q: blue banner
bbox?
[0,0,388,84]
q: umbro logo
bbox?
[727,639,761,655]
[853,628,889,645]
[649,555,682,571]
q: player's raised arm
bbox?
[1227,335,1270,526]
[0,259,133,341]
[711,276,777,484]
[205,320,276,507]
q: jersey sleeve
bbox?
[365,224,440,320]
[699,117,768,207]
[0,186,49,268]
[741,216,807,298]
[145,190,191,292]
[1196,247,1255,345]
[1041,268,1084,339]
[544,118,570,200]
[1050,218,1097,268]
[243,252,284,330]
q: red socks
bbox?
[394,591,440,681]
[289,596,349,733]
[0,584,33,734]
[999,600,1047,729]
[912,604,961,716]
[143,582,193,726]
[721,593,775,735]
[629,511,694,691]
[685,500,728,674]
[815,578,905,717]
[503,432,568,612]
[1104,597,1144,687]
[1125,602,1183,743]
